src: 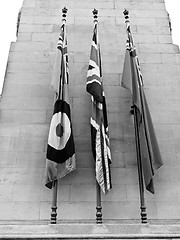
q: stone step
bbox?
[1,222,180,239]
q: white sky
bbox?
[0,0,179,95]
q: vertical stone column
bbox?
[0,0,179,221]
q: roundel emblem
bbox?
[48,112,71,150]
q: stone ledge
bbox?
[1,222,180,239]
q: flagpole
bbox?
[123,9,147,224]
[133,106,147,223]
[96,181,102,224]
[51,180,58,224]
[92,8,103,224]
[50,7,68,225]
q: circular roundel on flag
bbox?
[48,111,71,150]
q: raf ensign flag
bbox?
[45,20,76,189]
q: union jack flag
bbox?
[86,22,112,194]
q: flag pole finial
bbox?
[62,6,68,22]
[92,8,98,23]
[123,9,129,23]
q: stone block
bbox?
[20,15,34,24]
[102,184,127,202]
[20,137,46,153]
[0,124,20,137]
[17,168,44,185]
[134,34,158,44]
[16,152,45,168]
[0,202,40,220]
[111,152,125,168]
[0,96,23,110]
[70,184,95,201]
[0,151,17,168]
[102,201,140,220]
[106,97,131,113]
[7,62,52,74]
[160,151,178,167]
[72,110,90,124]
[139,43,178,54]
[10,42,52,52]
[36,0,75,9]
[124,152,137,167]
[41,184,71,202]
[154,123,173,139]
[0,137,11,151]
[20,124,49,138]
[156,17,169,27]
[23,0,36,8]
[12,184,42,201]
[0,109,47,124]
[108,111,132,125]
[111,167,138,185]
[73,53,89,63]
[0,167,43,185]
[76,1,114,9]
[5,72,51,85]
[131,10,167,18]
[22,7,55,16]
[138,53,162,64]
[157,166,180,183]
[109,123,123,140]
[126,184,140,202]
[32,33,53,42]
[0,185,13,202]
[17,33,32,41]
[72,123,91,138]
[74,138,91,152]
[137,25,170,35]
[3,83,51,98]
[22,97,53,110]
[157,202,180,219]
[111,138,136,154]
[116,17,156,26]
[161,53,179,64]
[75,152,94,168]
[40,201,95,220]
[153,183,180,202]
[19,23,53,33]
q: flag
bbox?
[121,21,163,194]
[86,22,112,194]
[45,20,76,189]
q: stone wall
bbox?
[0,0,180,221]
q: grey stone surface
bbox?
[0,0,180,222]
